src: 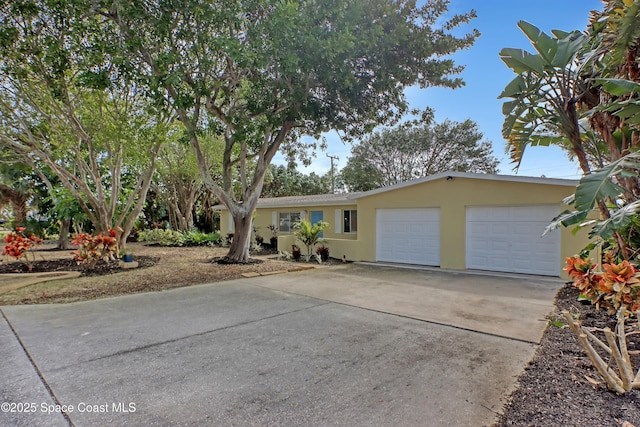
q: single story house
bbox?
[218,171,592,278]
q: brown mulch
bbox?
[496,284,640,427]
[0,256,159,276]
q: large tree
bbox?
[0,3,170,248]
[340,119,498,191]
[70,0,479,262]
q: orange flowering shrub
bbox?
[72,229,118,269]
[565,256,640,314]
[2,227,43,271]
[565,256,602,301]
[599,261,640,313]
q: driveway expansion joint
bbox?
[0,308,75,427]
[77,301,331,366]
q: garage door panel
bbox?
[376,208,440,266]
[466,206,560,276]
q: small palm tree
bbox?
[293,220,329,261]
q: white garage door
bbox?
[466,206,561,276]
[376,208,440,266]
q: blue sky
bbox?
[275,0,603,179]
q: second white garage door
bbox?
[466,205,561,276]
[376,208,440,266]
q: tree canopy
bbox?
[1,0,479,260]
[103,0,479,260]
[0,2,171,247]
[262,164,331,198]
[340,119,498,191]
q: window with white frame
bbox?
[279,212,301,232]
[343,210,358,233]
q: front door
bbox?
[310,210,324,238]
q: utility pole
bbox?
[327,154,339,194]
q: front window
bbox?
[344,210,358,233]
[279,212,301,233]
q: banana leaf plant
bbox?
[546,151,640,261]
[498,21,591,173]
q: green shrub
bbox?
[182,230,221,246]
[137,229,185,246]
[137,228,222,247]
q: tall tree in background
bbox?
[154,131,223,231]
[340,119,498,191]
[80,0,479,262]
[0,4,170,248]
[262,164,331,197]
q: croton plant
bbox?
[72,229,118,269]
[565,256,640,314]
[2,227,43,271]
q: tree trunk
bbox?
[0,184,28,227]
[57,218,71,249]
[225,210,253,262]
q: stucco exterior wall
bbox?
[355,176,590,277]
[219,203,359,242]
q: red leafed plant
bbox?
[2,227,43,271]
[565,256,640,315]
[563,255,640,394]
[72,229,118,270]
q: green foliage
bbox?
[262,164,331,198]
[546,152,640,259]
[294,220,329,260]
[547,317,565,328]
[182,230,222,247]
[77,0,478,261]
[341,119,498,191]
[0,4,171,246]
[498,21,587,169]
[137,228,221,247]
[501,3,640,262]
[137,229,185,247]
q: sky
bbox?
[274,0,604,180]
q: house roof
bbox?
[215,172,579,210]
[214,192,361,210]
[349,171,579,200]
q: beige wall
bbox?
[276,234,359,261]
[219,177,591,278]
[219,204,358,242]
[355,177,591,278]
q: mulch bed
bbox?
[0,257,159,276]
[496,284,640,427]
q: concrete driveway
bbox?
[0,264,562,427]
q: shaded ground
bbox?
[2,243,640,425]
[496,285,640,427]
